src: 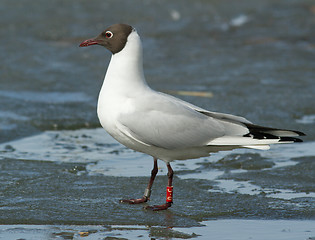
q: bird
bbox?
[79,23,305,211]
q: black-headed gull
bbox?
[79,23,305,211]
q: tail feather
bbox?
[208,123,305,151]
[200,110,305,150]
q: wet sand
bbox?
[1,129,314,239]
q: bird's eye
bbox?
[105,31,113,38]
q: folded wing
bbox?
[117,91,304,151]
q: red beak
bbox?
[79,38,99,47]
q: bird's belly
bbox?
[98,114,146,155]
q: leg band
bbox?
[166,186,173,203]
[143,188,151,199]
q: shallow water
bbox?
[1,129,315,238]
[0,220,314,240]
[1,0,315,239]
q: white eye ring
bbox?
[105,31,113,38]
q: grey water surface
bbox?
[1,0,315,239]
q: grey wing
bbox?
[157,91,253,124]
[117,94,249,149]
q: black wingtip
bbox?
[244,123,306,137]
[279,136,303,143]
[295,130,306,136]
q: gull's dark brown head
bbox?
[79,23,133,54]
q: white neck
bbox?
[102,30,149,95]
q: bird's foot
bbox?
[144,202,172,211]
[120,196,149,204]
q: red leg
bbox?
[120,158,158,204]
[145,162,174,211]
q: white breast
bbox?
[96,30,149,143]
